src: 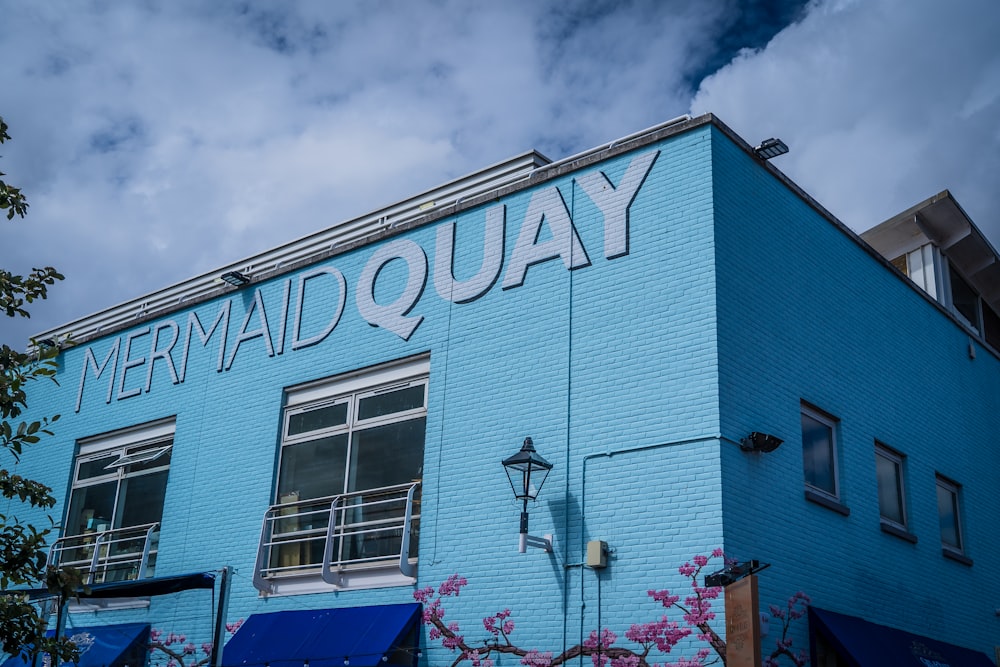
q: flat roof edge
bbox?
[35,114,704,347]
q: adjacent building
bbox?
[6,113,999,667]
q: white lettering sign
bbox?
[74,151,658,411]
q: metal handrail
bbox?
[49,522,160,584]
[253,482,420,593]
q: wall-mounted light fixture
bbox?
[502,437,553,553]
[220,270,251,287]
[704,560,770,588]
[740,432,783,454]
[753,138,789,160]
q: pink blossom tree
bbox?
[414,551,809,667]
[147,620,244,667]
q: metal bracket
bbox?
[522,533,553,553]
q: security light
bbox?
[753,138,789,160]
[740,431,783,453]
[220,271,251,287]
[705,560,769,587]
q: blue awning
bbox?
[222,603,420,667]
[809,607,994,667]
[1,623,149,667]
[6,571,216,601]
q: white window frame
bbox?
[258,355,429,595]
[53,418,175,609]
[801,404,840,502]
[936,475,964,554]
[68,418,175,537]
[874,443,907,530]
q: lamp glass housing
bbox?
[502,437,552,501]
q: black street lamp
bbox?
[502,437,553,553]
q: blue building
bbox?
[6,114,1000,666]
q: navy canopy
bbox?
[809,606,994,667]
[7,571,216,601]
[222,603,420,667]
[1,623,149,667]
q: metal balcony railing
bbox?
[49,523,159,584]
[253,482,420,592]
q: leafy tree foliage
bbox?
[0,116,79,665]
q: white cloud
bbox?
[691,0,1000,243]
[6,0,995,347]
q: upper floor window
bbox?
[875,443,909,533]
[254,356,428,594]
[53,418,174,583]
[936,475,965,556]
[801,405,839,501]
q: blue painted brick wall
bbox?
[14,118,994,665]
[712,124,1000,658]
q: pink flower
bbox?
[610,655,639,667]
[201,643,213,656]
[520,650,553,667]
[648,589,680,607]
[182,643,196,655]
[692,555,708,567]
[678,563,697,577]
[710,548,724,558]
[438,574,468,597]
[224,619,244,634]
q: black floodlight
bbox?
[740,431,784,454]
[220,271,251,287]
[704,560,769,588]
[753,138,789,160]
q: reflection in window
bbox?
[59,419,174,582]
[875,444,906,528]
[801,406,838,499]
[273,358,427,571]
[936,475,964,553]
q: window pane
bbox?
[119,470,169,528]
[278,434,349,500]
[950,263,980,331]
[358,385,425,421]
[78,455,119,480]
[802,413,835,495]
[875,453,904,524]
[112,443,173,473]
[983,301,1000,350]
[348,417,426,492]
[287,402,348,436]
[66,482,117,535]
[937,483,961,549]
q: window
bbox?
[54,419,174,583]
[891,243,939,299]
[254,356,427,593]
[801,405,839,500]
[936,475,965,556]
[949,263,981,332]
[875,444,913,540]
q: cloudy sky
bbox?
[2,0,998,348]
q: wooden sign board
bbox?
[725,574,761,667]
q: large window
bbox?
[255,356,428,591]
[801,405,839,501]
[875,444,909,534]
[936,475,965,556]
[55,419,174,582]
